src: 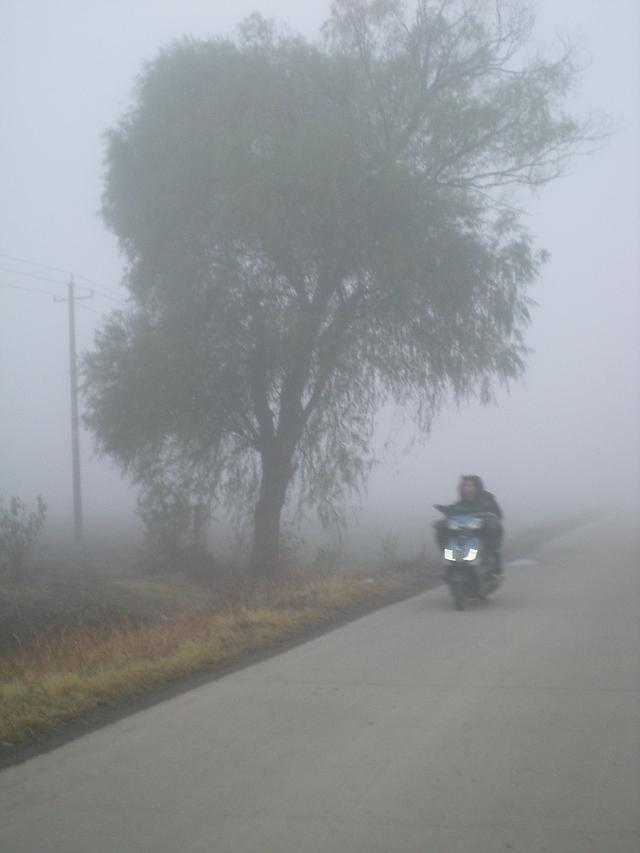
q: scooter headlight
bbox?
[463,548,479,561]
[444,548,455,561]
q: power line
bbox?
[73,272,123,299]
[0,280,58,299]
[0,264,68,288]
[77,303,106,317]
[0,252,71,277]
[0,264,102,301]
[74,276,124,302]
[90,290,123,304]
[0,251,125,301]
[1,279,120,311]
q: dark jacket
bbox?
[437,475,503,519]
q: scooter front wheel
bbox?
[450,583,466,611]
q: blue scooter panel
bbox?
[445,515,482,562]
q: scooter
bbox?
[436,508,502,610]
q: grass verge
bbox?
[1,512,597,754]
[0,573,418,748]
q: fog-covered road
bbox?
[1,524,638,853]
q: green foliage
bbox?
[83,1,603,573]
[0,496,47,583]
[137,474,212,575]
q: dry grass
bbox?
[0,573,409,746]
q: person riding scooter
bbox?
[434,475,504,575]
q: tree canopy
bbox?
[84,0,601,574]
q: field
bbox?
[0,512,595,756]
[0,562,432,752]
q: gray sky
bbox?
[1,0,638,543]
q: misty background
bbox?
[1,0,638,558]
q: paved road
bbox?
[1,524,639,853]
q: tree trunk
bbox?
[250,449,291,578]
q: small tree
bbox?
[0,496,47,583]
[137,467,212,573]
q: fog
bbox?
[1,0,638,557]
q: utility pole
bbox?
[68,278,83,544]
[55,277,92,545]
[1,254,115,545]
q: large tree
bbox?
[84,0,600,575]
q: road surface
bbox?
[1,524,639,853]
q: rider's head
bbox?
[460,475,484,501]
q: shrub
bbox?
[0,496,47,583]
[137,481,212,575]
